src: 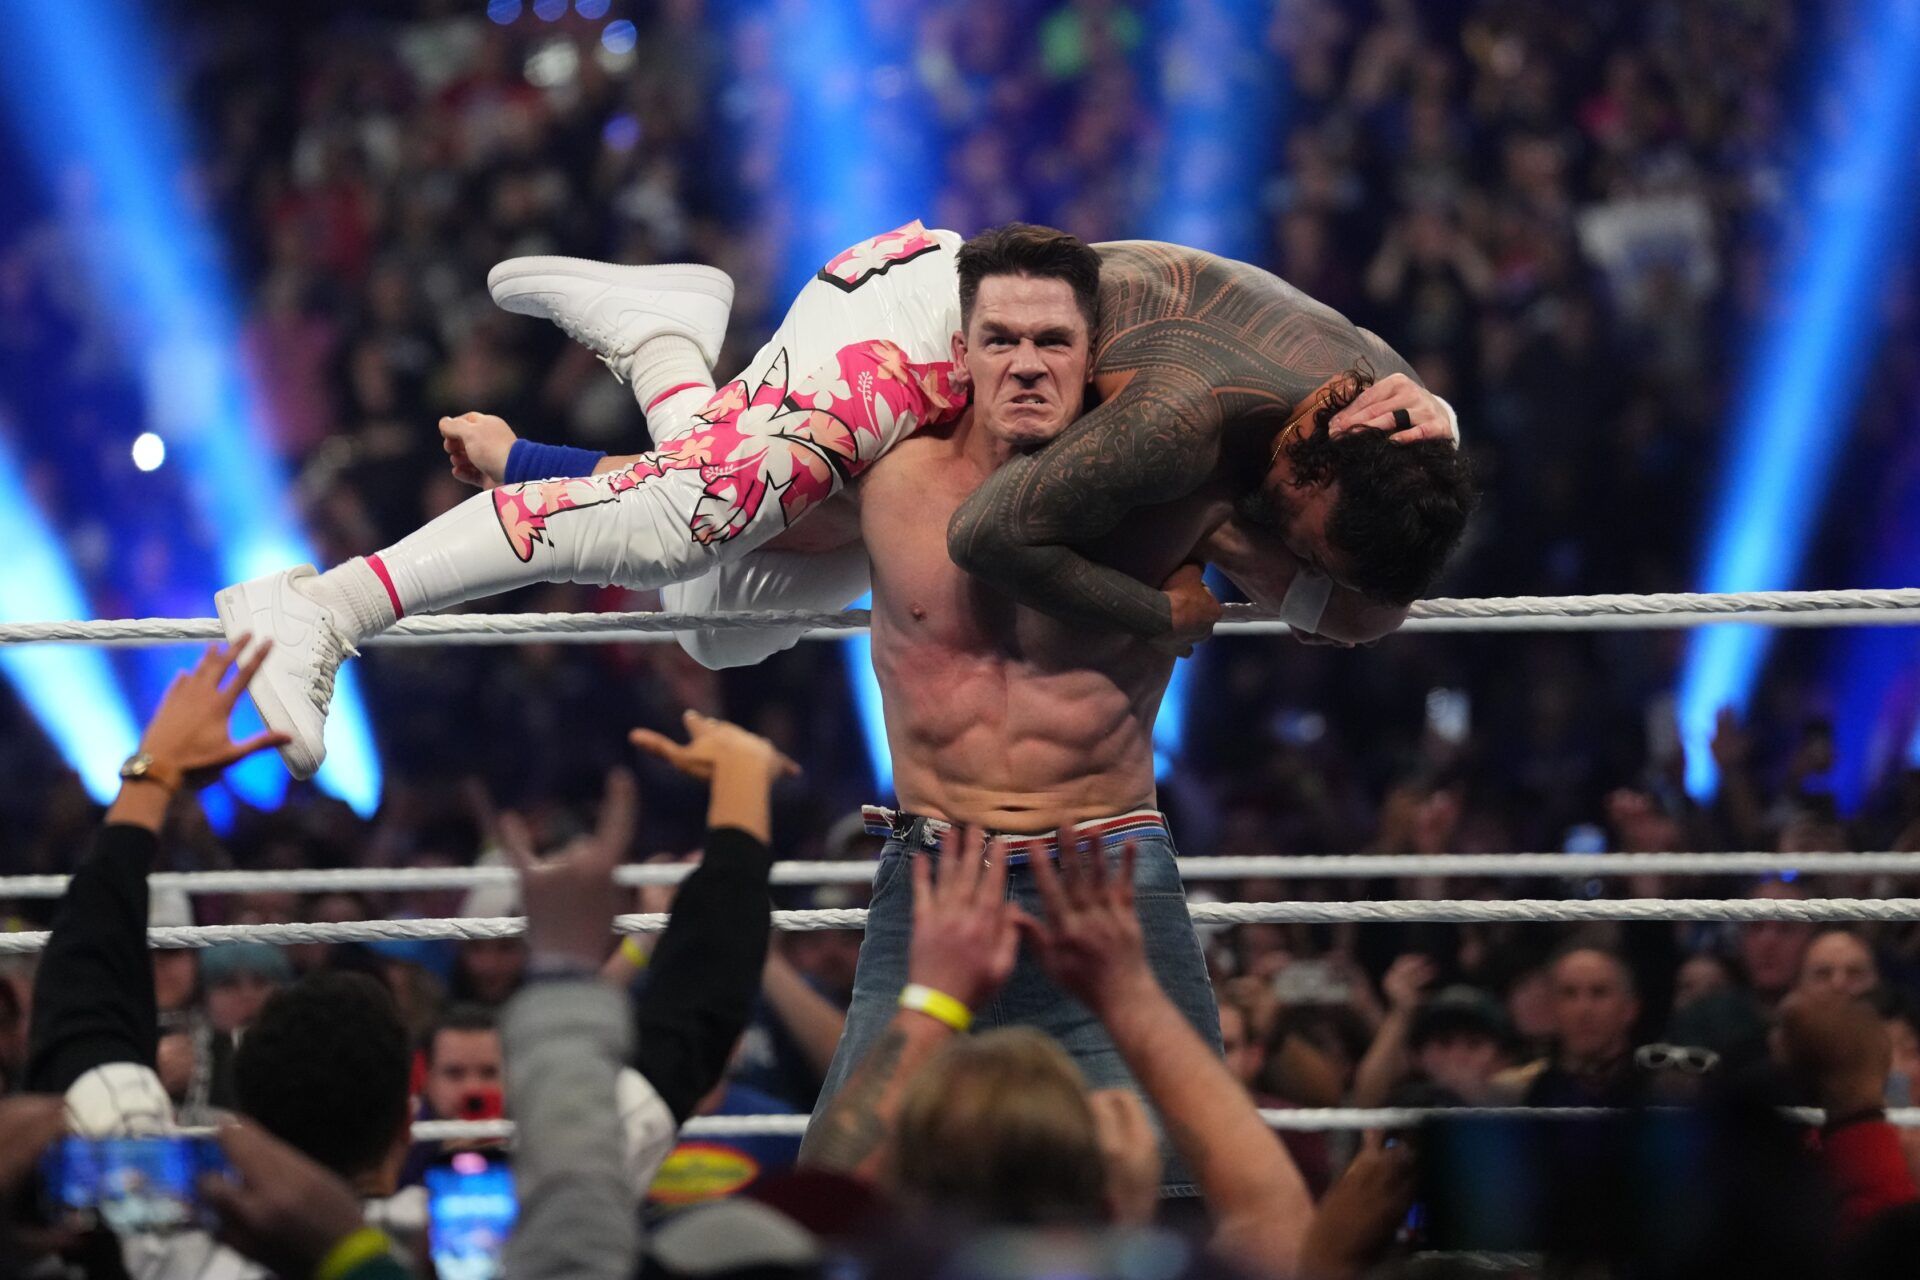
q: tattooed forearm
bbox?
[798,1024,910,1174]
[948,368,1221,637]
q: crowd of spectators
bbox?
[6,0,1920,1275]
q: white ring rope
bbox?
[397,1106,1920,1144]
[6,897,1920,953]
[2,852,1913,900]
[4,588,1920,648]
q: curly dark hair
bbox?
[1280,371,1476,605]
[233,972,411,1181]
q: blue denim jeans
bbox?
[812,823,1221,1195]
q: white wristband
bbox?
[1437,395,1461,447]
[1280,569,1334,632]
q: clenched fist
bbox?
[441,411,519,488]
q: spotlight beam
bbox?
[1678,0,1920,798]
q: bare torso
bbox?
[856,422,1232,831]
[810,240,1415,828]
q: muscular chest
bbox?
[859,442,1230,659]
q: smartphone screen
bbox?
[41,1135,229,1235]
[426,1151,517,1280]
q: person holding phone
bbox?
[20,640,420,1279]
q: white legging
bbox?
[369,224,962,620]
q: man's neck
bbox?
[957,408,1023,473]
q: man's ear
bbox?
[949,330,972,394]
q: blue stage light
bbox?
[0,427,143,801]
[1678,0,1920,799]
[766,0,930,792]
[1146,0,1279,777]
[0,0,383,815]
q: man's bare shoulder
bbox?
[1087,241,1381,417]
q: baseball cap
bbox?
[1409,985,1512,1050]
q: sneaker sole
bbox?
[214,581,323,781]
[485,258,734,312]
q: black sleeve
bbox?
[26,824,160,1094]
[631,825,774,1122]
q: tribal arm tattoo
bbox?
[798,1012,953,1178]
[947,367,1224,638]
[949,241,1410,639]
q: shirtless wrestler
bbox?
[216,220,1464,783]
[460,226,1474,1189]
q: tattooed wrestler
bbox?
[380,224,1472,1188]
[218,220,1467,782]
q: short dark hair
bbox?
[1549,940,1638,995]
[1281,371,1476,605]
[956,223,1100,331]
[424,1002,498,1063]
[234,972,411,1181]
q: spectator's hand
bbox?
[0,1095,65,1197]
[501,768,637,971]
[630,709,800,783]
[906,826,1030,1011]
[1157,563,1222,657]
[1327,373,1454,445]
[1300,1132,1415,1280]
[440,411,518,489]
[1710,707,1752,773]
[1089,1088,1160,1227]
[1777,990,1891,1119]
[199,1119,372,1280]
[138,640,291,789]
[1023,834,1158,1019]
[1381,954,1436,1014]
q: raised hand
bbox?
[137,639,291,790]
[1022,833,1158,1018]
[1299,1131,1416,1280]
[629,709,800,783]
[500,771,636,971]
[906,826,1029,1012]
[199,1118,372,1280]
[1381,954,1436,1014]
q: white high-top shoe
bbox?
[486,257,735,373]
[213,566,356,780]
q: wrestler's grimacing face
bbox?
[956,274,1091,448]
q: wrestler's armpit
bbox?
[946,368,1221,638]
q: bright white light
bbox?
[131,431,165,471]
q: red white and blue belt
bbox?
[860,805,1168,864]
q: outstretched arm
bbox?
[1025,837,1314,1277]
[947,368,1223,642]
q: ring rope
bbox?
[397,1106,1920,1144]
[7,897,1920,953]
[5,587,1920,649]
[3,851,1913,899]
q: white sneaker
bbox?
[486,257,735,371]
[213,566,358,781]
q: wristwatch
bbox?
[119,753,183,792]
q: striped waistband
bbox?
[861,806,1169,863]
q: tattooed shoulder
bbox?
[1092,241,1391,419]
